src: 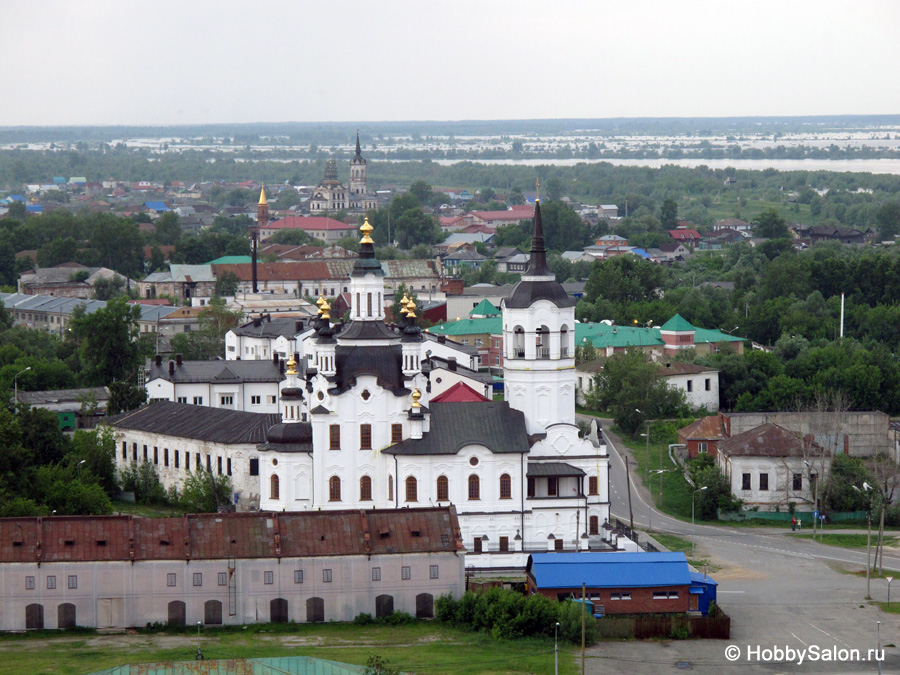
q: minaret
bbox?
[350,131,367,197]
[502,195,577,435]
[254,185,268,294]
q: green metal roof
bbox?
[693,327,746,344]
[660,313,694,332]
[208,255,252,265]
[470,299,500,316]
[427,316,502,335]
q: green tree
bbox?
[90,214,144,278]
[754,208,789,239]
[539,200,591,251]
[178,469,233,512]
[107,380,148,415]
[69,427,118,496]
[660,198,678,229]
[37,237,80,268]
[875,201,900,240]
[215,270,241,297]
[408,180,432,204]
[93,275,128,300]
[69,296,142,385]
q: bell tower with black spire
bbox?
[350,131,367,197]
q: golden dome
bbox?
[400,293,410,315]
[321,300,331,321]
[405,298,417,319]
[411,387,422,408]
[286,355,297,375]
[360,216,374,244]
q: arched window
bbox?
[329,476,341,502]
[513,326,525,357]
[589,515,599,535]
[360,475,372,501]
[560,324,569,358]
[270,474,280,500]
[436,475,449,502]
[405,476,417,502]
[499,474,512,500]
[468,474,480,501]
[388,475,394,501]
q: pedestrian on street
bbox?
[791,517,797,531]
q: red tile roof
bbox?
[669,229,702,241]
[0,508,462,563]
[264,216,356,232]
[431,381,490,403]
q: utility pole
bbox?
[625,456,634,533]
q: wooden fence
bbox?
[595,611,730,640]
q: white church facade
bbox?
[257,205,610,569]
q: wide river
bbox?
[427,157,900,175]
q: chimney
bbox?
[295,320,303,332]
[168,360,175,375]
[266,313,271,323]
[155,354,162,367]
[176,353,183,366]
[448,357,457,372]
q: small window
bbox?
[323,569,333,583]
[792,473,802,491]
[436,475,449,501]
[405,476,417,502]
[401,566,411,580]
[217,456,223,475]
[499,536,509,552]
[527,476,535,497]
[742,473,751,490]
[251,395,261,405]
[759,473,769,491]
[164,448,169,467]
[218,572,227,586]
[687,380,693,393]
[143,445,148,461]
[68,575,77,589]
[177,396,187,404]
[153,446,158,464]
[473,537,483,554]
[193,396,203,405]
[167,573,177,587]
[264,571,274,585]
[372,567,382,581]
[267,395,277,404]
[271,474,280,500]
[47,576,56,590]
[25,576,35,590]
[698,442,708,454]
[294,570,303,584]
[589,476,599,495]
[430,565,439,579]
[391,423,403,444]
[250,458,259,476]
[193,573,202,587]
[329,425,341,450]
[227,458,232,476]
[360,424,372,450]
[547,476,558,497]
[220,395,234,406]
[705,378,711,391]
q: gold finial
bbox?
[411,387,422,409]
[405,298,417,319]
[316,296,326,316]
[535,178,540,203]
[259,184,267,205]
[321,300,331,321]
[360,216,374,244]
[400,293,410,316]
[286,355,297,375]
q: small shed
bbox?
[689,572,718,615]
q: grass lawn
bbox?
[790,533,900,549]
[111,499,185,518]
[650,532,721,573]
[0,622,579,675]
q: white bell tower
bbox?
[502,199,576,435]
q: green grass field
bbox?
[790,533,900,549]
[0,623,578,675]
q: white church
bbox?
[256,203,611,569]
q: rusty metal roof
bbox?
[717,422,820,458]
[0,508,463,563]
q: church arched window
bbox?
[499,474,511,500]
[270,474,280,500]
[329,476,341,502]
[405,476,417,502]
[436,475,449,501]
[360,475,372,501]
[468,475,480,501]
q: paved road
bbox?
[583,417,900,674]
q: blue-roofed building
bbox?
[7,195,25,203]
[143,201,171,213]
[689,572,718,616]
[25,204,43,214]
[53,177,66,185]
[526,552,717,615]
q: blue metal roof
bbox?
[528,552,691,589]
[53,177,66,184]
[25,204,43,213]
[689,571,718,586]
[143,201,170,212]
[8,195,25,203]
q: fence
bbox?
[719,510,868,525]
[594,611,731,640]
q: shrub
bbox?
[353,613,374,625]
[558,600,598,646]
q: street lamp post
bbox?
[887,577,893,606]
[196,621,203,660]
[804,461,818,541]
[554,621,560,675]
[692,486,708,561]
[13,366,31,414]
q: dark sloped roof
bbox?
[526,462,585,477]
[385,401,530,455]
[328,345,408,395]
[717,422,818,458]
[505,279,577,309]
[0,508,463,562]
[105,401,279,444]
[146,359,284,384]
[231,316,310,338]
[337,320,399,340]
[258,421,313,453]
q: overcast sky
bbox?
[3,1,899,126]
